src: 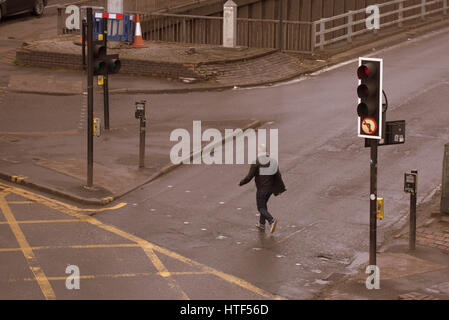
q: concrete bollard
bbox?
[223,0,237,48]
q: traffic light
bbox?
[106,54,121,74]
[357,57,383,139]
[93,40,107,76]
[92,40,121,76]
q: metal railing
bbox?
[141,13,312,52]
[141,13,223,44]
[66,0,211,13]
[237,18,312,53]
[312,0,449,50]
[58,0,448,53]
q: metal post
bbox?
[320,20,325,50]
[182,17,187,43]
[87,8,94,188]
[347,11,353,43]
[410,170,418,251]
[369,139,378,266]
[139,116,146,168]
[102,17,110,130]
[398,2,403,27]
[82,20,87,70]
[310,21,316,53]
[421,0,426,20]
[278,0,283,51]
[57,6,64,35]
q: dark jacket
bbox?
[239,156,286,196]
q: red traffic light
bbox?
[357,65,369,79]
[357,62,377,80]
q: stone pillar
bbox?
[107,0,123,13]
[107,0,123,40]
[223,0,237,48]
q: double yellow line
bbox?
[0,192,56,300]
[0,182,282,300]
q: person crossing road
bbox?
[238,144,286,233]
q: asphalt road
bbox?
[103,28,449,299]
[1,14,449,299]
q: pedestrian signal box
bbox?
[93,118,101,137]
[377,198,384,220]
[404,173,417,194]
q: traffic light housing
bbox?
[357,57,383,139]
[106,54,121,74]
[93,40,107,76]
[92,40,121,76]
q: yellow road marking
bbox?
[141,245,190,299]
[11,175,27,183]
[0,130,78,136]
[0,243,139,253]
[75,202,127,212]
[0,183,126,213]
[0,192,56,300]
[9,271,210,283]
[0,182,282,300]
[0,219,82,225]
[7,201,35,204]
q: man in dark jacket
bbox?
[238,144,286,233]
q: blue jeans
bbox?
[256,190,274,225]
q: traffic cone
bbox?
[76,35,86,45]
[132,15,148,48]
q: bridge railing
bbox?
[313,0,448,50]
[140,13,313,53]
[65,0,209,13]
[141,13,223,44]
[57,0,448,53]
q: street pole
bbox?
[369,139,378,266]
[139,116,146,168]
[102,17,110,130]
[82,19,86,70]
[135,101,146,168]
[410,169,418,251]
[278,0,283,51]
[86,7,94,187]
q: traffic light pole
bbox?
[82,19,87,70]
[409,170,418,251]
[102,17,110,130]
[139,116,146,168]
[86,7,94,187]
[369,139,378,266]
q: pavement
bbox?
[0,116,260,205]
[321,189,449,300]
